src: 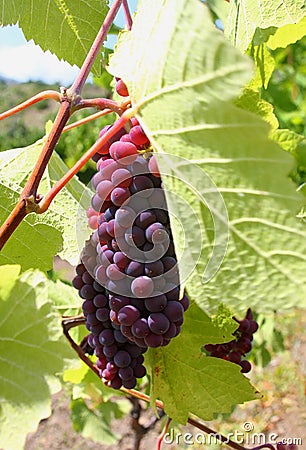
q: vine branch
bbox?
[0,0,127,251]
[69,0,123,95]
[0,90,61,121]
[122,0,133,30]
[38,107,135,213]
[62,315,276,450]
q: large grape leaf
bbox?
[225,0,306,51]
[267,16,306,49]
[0,0,109,76]
[109,0,306,315]
[0,265,76,450]
[146,302,258,423]
[0,136,92,271]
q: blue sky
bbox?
[0,0,138,85]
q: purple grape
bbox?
[165,284,180,301]
[114,350,132,368]
[96,179,113,201]
[104,206,117,222]
[110,377,122,389]
[144,333,163,348]
[126,261,144,277]
[180,294,190,311]
[133,364,146,378]
[228,351,242,364]
[82,300,96,315]
[118,366,134,381]
[163,301,184,322]
[125,226,146,247]
[93,294,108,308]
[109,141,138,165]
[86,313,100,326]
[145,222,165,243]
[106,264,125,281]
[98,248,114,266]
[115,206,136,228]
[111,168,132,188]
[131,276,154,297]
[148,313,170,335]
[122,377,137,389]
[145,260,164,277]
[135,211,157,229]
[130,175,154,196]
[238,337,252,354]
[95,265,107,285]
[249,320,259,333]
[114,329,128,343]
[81,284,95,303]
[95,307,110,322]
[106,219,116,237]
[144,294,167,312]
[120,325,133,338]
[129,125,149,146]
[109,294,130,312]
[103,344,118,358]
[72,275,83,290]
[131,318,150,338]
[163,323,177,339]
[98,222,112,243]
[237,318,250,333]
[113,251,131,270]
[99,329,115,346]
[111,187,131,206]
[239,360,252,373]
[118,305,140,326]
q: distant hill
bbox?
[0,79,112,184]
[0,79,108,152]
[0,74,18,85]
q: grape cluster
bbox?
[204,308,258,373]
[73,239,147,390]
[74,79,190,388]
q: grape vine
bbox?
[0,0,305,449]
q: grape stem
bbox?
[62,109,113,133]
[62,315,100,376]
[38,107,135,213]
[0,90,61,121]
[72,97,127,115]
[63,315,273,450]
[69,0,123,95]
[0,100,71,250]
[156,417,172,450]
[0,0,126,251]
[122,0,133,30]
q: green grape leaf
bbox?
[236,88,279,130]
[0,187,63,272]
[225,0,306,51]
[146,302,258,423]
[268,16,306,49]
[70,397,129,445]
[0,0,109,76]
[271,129,305,153]
[0,137,92,271]
[47,278,81,315]
[109,0,306,315]
[248,43,275,89]
[0,265,76,450]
